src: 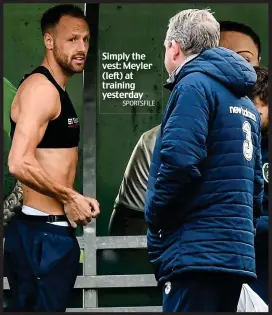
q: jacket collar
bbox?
[164,54,199,91]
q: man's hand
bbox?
[85,197,100,218]
[64,192,100,228]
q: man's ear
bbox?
[172,40,181,60]
[44,32,54,50]
[258,55,262,64]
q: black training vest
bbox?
[10,66,80,148]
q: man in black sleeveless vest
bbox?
[5,5,100,312]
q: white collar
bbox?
[166,54,199,84]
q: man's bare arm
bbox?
[8,76,76,204]
[8,75,100,227]
[3,180,23,225]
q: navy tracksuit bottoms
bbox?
[162,272,244,312]
[4,216,80,312]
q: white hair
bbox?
[165,8,220,56]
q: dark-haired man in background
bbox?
[219,20,261,66]
[4,4,99,312]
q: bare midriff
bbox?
[23,147,78,215]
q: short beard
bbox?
[53,46,83,76]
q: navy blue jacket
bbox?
[144,47,264,285]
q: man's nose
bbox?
[77,40,87,53]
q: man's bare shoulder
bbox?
[18,73,58,96]
[16,73,60,119]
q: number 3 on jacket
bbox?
[243,121,253,161]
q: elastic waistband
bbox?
[22,205,49,216]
